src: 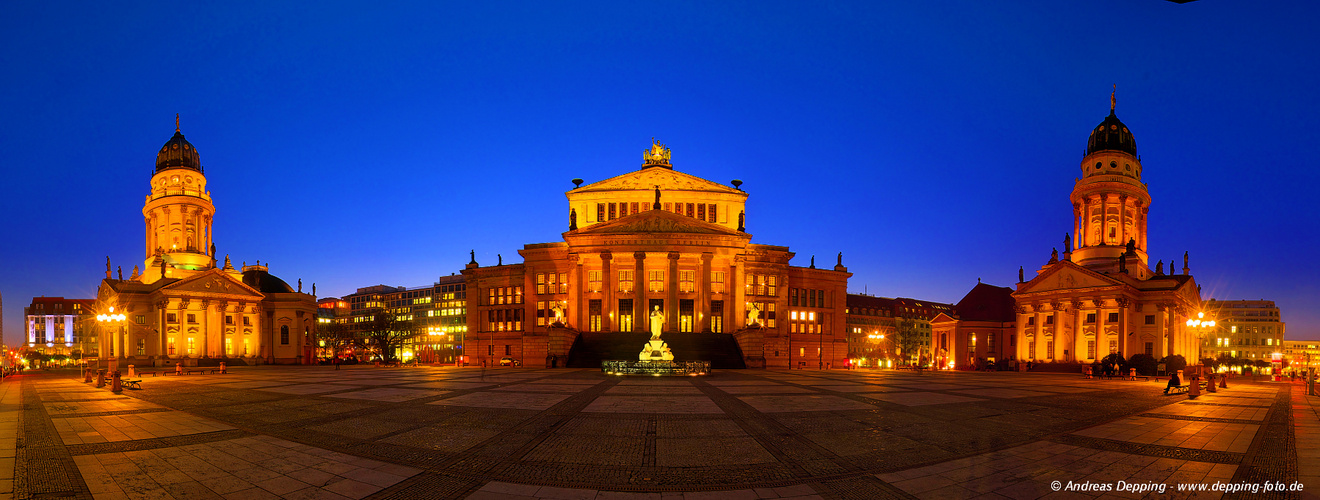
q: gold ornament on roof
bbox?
[643,137,672,165]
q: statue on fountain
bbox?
[640,305,674,361]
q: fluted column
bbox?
[667,252,679,333]
[700,252,713,332]
[601,251,613,332]
[633,252,646,333]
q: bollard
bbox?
[1220,373,1228,389]
[1085,366,1092,379]
[96,368,106,388]
[1188,375,1200,398]
[111,370,122,393]
[220,362,227,374]
[1129,367,1136,380]
[84,367,93,383]
[1206,373,1217,393]
[176,363,183,375]
[128,364,136,378]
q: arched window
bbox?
[280,325,289,345]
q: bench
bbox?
[1166,384,1189,395]
[184,368,211,375]
[121,378,142,390]
[137,371,158,377]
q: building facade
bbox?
[1202,299,1286,362]
[845,294,951,367]
[95,121,317,367]
[463,140,851,369]
[931,283,1017,369]
[23,297,95,357]
[335,275,468,363]
[1282,340,1319,374]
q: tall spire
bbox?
[1111,84,1116,112]
[175,113,180,132]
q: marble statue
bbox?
[747,301,762,327]
[640,305,674,361]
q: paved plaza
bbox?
[1,366,1316,499]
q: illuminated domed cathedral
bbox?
[96,119,317,366]
[934,93,1204,368]
[463,140,852,368]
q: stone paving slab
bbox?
[324,387,449,402]
[583,395,724,413]
[52,411,235,445]
[862,391,987,406]
[431,391,572,410]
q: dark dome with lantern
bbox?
[1086,110,1137,157]
[156,129,204,174]
[241,268,295,294]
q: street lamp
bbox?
[96,306,126,374]
[1186,311,1216,371]
[867,332,890,368]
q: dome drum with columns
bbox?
[1070,95,1152,278]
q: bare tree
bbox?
[362,310,417,363]
[319,320,363,362]
[894,317,922,366]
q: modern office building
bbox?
[23,297,95,358]
[1202,299,1286,361]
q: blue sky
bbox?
[2,1,1318,345]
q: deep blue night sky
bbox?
[2,1,1318,345]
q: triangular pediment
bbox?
[573,167,746,195]
[930,312,959,325]
[1016,261,1122,295]
[570,209,743,236]
[160,269,264,298]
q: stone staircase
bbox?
[566,332,747,369]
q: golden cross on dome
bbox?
[176,113,180,132]
[1111,84,1116,111]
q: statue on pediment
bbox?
[643,138,671,166]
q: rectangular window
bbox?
[619,270,634,293]
[243,316,251,326]
[1027,317,1035,326]
[1046,341,1054,360]
[618,299,633,331]
[710,300,723,333]
[1087,340,1096,359]
[679,270,695,292]
[588,270,602,292]
[1144,342,1153,356]
[1045,315,1054,325]
[686,203,695,217]
[225,338,233,356]
[186,313,196,324]
[767,276,777,297]
[137,338,145,356]
[1144,314,1155,325]
[187,337,196,355]
[596,203,605,223]
[664,202,672,212]
[1109,339,1118,354]
[648,270,664,293]
[225,315,233,325]
[709,204,717,223]
[505,345,511,356]
[168,339,176,356]
[789,288,798,306]
[987,333,995,351]
[1107,312,1119,323]
[135,315,146,324]
[678,299,694,333]
[589,300,602,332]
[630,202,639,215]
[1029,341,1036,360]
[764,302,776,328]
[711,272,725,294]
[608,203,616,220]
[697,203,706,221]
[559,273,568,293]
[1086,313,1096,324]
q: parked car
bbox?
[500,357,516,366]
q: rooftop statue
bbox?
[643,138,672,165]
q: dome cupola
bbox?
[155,115,203,174]
[1086,110,1136,157]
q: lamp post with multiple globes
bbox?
[1186,311,1216,375]
[867,332,889,369]
[96,306,126,375]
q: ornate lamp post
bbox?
[1186,311,1216,372]
[96,306,126,373]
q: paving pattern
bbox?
[0,367,1311,499]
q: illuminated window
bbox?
[537,274,545,295]
[711,272,725,294]
[1087,340,1096,359]
[243,339,250,355]
[618,299,633,331]
[767,276,777,297]
[225,338,233,355]
[710,300,723,333]
[1046,340,1054,360]
[1109,340,1117,354]
[678,300,693,333]
[1028,341,1036,360]
[679,270,695,292]
[187,337,196,355]
[609,202,617,220]
[137,338,145,355]
[619,270,634,293]
[649,270,664,293]
[588,270,602,292]
[168,339,176,356]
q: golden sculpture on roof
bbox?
[643,137,671,165]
